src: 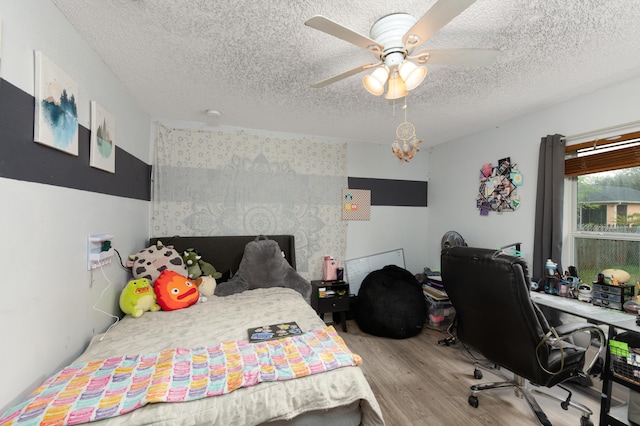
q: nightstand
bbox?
[311,280,350,332]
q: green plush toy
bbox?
[182,249,203,279]
[199,259,221,279]
[119,278,161,318]
[182,248,222,280]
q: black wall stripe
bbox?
[0,79,151,201]
[348,177,428,207]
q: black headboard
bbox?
[149,235,296,276]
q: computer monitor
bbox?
[344,248,405,296]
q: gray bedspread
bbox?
[76,287,384,426]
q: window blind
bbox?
[564,130,640,177]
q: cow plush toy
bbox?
[126,241,187,283]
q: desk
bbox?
[531,292,640,425]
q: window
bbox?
[579,203,606,226]
[569,130,640,282]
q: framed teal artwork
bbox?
[34,51,79,156]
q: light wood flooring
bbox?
[336,319,625,426]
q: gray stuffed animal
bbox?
[215,236,311,303]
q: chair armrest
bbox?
[553,322,602,337]
[549,322,607,373]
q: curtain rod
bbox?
[561,119,640,142]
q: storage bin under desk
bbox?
[424,293,455,330]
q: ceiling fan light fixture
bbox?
[307,3,500,98]
[362,66,389,96]
[398,61,427,91]
[384,72,407,100]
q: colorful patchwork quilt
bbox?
[0,326,360,426]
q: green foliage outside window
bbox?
[574,166,640,284]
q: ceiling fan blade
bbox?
[305,16,384,55]
[403,0,476,49]
[311,62,380,88]
[410,48,500,66]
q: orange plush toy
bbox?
[154,270,200,311]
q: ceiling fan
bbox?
[305,0,499,99]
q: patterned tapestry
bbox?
[152,124,348,280]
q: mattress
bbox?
[72,287,385,426]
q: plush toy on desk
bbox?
[181,248,222,280]
[601,268,631,285]
[154,270,200,311]
[127,241,187,283]
[119,278,161,318]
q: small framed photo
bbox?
[90,101,116,173]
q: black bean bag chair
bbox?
[355,265,426,339]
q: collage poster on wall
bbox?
[342,189,371,220]
[477,157,523,215]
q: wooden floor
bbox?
[336,319,619,426]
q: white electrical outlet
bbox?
[88,234,115,270]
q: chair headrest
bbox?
[442,246,529,275]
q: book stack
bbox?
[422,275,448,300]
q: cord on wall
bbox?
[92,264,120,341]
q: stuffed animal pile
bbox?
[120,242,221,317]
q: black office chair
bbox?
[441,246,605,426]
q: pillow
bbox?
[215,236,311,302]
[154,270,200,311]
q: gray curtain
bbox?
[533,134,565,280]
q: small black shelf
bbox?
[311,280,350,332]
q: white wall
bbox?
[347,141,429,275]
[0,0,151,412]
[426,74,640,271]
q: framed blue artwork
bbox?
[34,51,79,156]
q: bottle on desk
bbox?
[545,259,558,276]
[322,256,340,281]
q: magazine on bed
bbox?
[248,321,302,342]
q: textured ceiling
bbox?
[51,0,640,147]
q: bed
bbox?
[1,235,384,426]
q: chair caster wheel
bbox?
[473,369,483,379]
[579,416,593,426]
[468,395,479,408]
